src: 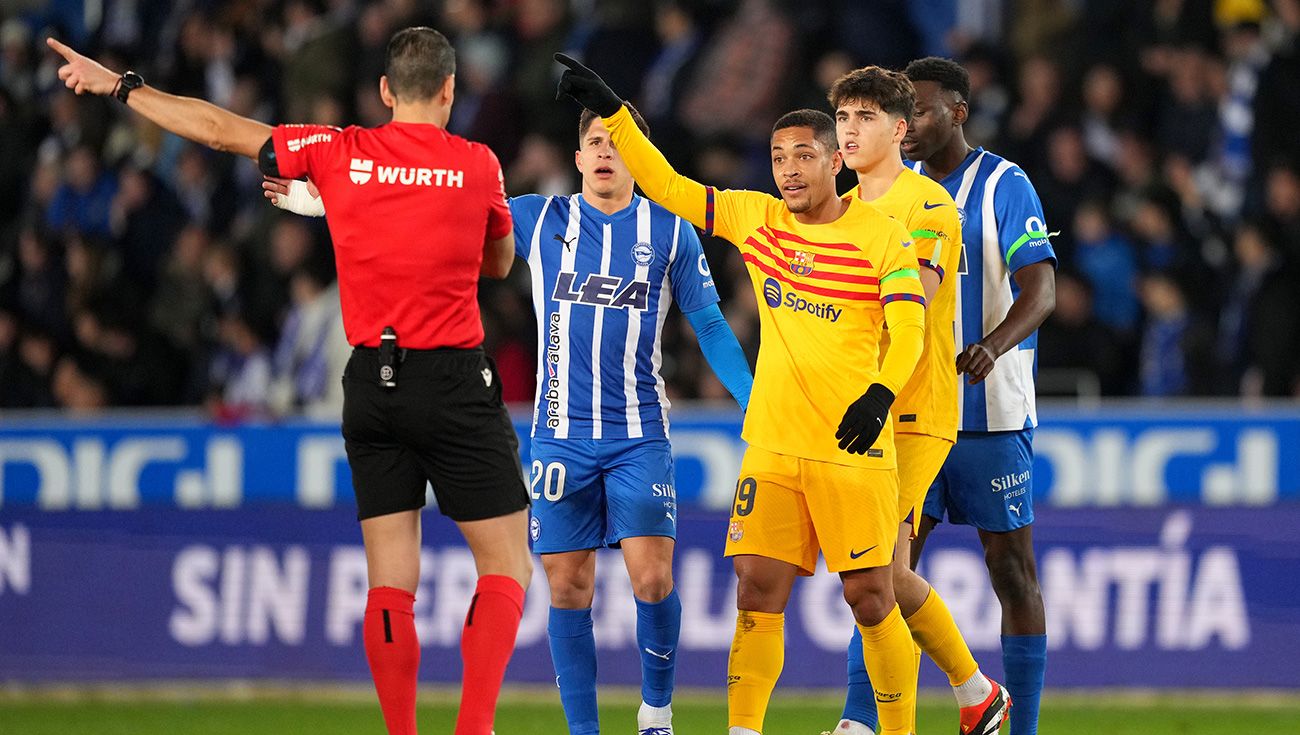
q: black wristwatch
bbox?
[115,71,143,103]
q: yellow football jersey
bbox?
[599,104,926,468]
[710,191,923,468]
[847,168,962,441]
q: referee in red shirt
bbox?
[48,29,531,735]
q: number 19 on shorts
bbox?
[530,460,566,501]
[734,477,757,516]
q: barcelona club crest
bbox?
[728,520,745,542]
[789,250,815,276]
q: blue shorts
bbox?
[528,436,677,554]
[922,429,1034,532]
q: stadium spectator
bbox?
[1220,223,1300,396]
[268,261,347,417]
[1209,13,1269,220]
[442,1,521,163]
[509,0,572,139]
[1129,190,1214,303]
[1157,47,1219,163]
[279,0,353,122]
[822,0,921,70]
[51,352,108,413]
[678,0,794,142]
[0,19,36,103]
[1073,200,1140,333]
[1079,63,1126,168]
[110,165,187,290]
[1037,271,1129,396]
[1262,163,1300,260]
[998,55,1063,176]
[46,144,117,238]
[956,43,1009,148]
[1252,0,1300,184]
[504,132,575,197]
[208,310,273,419]
[14,226,67,339]
[10,324,58,408]
[149,225,214,403]
[638,1,703,132]
[0,0,1296,408]
[1036,126,1118,259]
[1137,272,1197,397]
[0,88,38,239]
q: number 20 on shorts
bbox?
[734,477,757,516]
[530,460,566,501]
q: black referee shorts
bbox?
[341,346,529,522]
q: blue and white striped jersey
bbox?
[910,148,1057,433]
[512,193,719,439]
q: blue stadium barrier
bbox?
[0,505,1296,688]
[0,405,1297,509]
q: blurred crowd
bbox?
[1,0,1299,418]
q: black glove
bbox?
[554,52,623,118]
[836,383,896,455]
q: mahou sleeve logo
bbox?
[350,159,374,185]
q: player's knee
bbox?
[735,576,783,613]
[844,586,893,627]
[547,573,593,608]
[629,568,674,604]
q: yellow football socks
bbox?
[858,605,918,735]
[727,610,785,732]
[906,587,979,686]
[911,640,923,734]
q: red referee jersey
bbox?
[271,122,512,349]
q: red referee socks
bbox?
[455,574,526,735]
[364,586,420,735]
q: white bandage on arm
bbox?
[273,179,326,217]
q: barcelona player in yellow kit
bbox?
[556,55,926,735]
[827,67,1009,735]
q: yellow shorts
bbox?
[723,445,899,574]
[896,433,954,529]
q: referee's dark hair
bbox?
[578,100,650,141]
[385,27,456,102]
[772,109,838,154]
[904,57,971,102]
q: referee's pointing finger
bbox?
[46,37,77,61]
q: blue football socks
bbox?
[549,606,600,735]
[635,589,682,708]
[840,625,879,729]
[1002,634,1047,735]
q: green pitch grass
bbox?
[1,688,1298,734]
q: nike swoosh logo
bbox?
[922,201,946,209]
[849,545,878,559]
[644,647,672,660]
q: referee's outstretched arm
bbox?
[47,37,272,162]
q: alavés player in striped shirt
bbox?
[265,102,753,735]
[903,57,1057,735]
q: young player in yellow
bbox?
[556,54,926,735]
[826,67,1009,735]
